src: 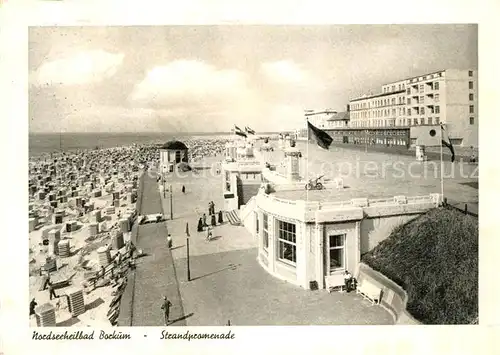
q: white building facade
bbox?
[349,69,478,147]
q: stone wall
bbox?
[356,262,421,325]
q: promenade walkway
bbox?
[119,172,186,326]
[160,156,392,325]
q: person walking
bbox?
[161,296,172,326]
[211,213,216,226]
[218,210,223,224]
[182,185,186,194]
[206,226,213,241]
[30,298,37,318]
[48,280,58,300]
[197,217,204,232]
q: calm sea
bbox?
[28,132,233,156]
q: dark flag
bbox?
[245,126,256,135]
[441,124,455,163]
[307,120,333,150]
[234,125,247,138]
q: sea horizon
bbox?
[28,131,286,156]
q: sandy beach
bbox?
[28,137,231,327]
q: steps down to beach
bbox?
[225,210,242,226]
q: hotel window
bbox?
[419,96,424,104]
[427,117,432,125]
[277,219,296,265]
[392,85,395,91]
[262,213,269,251]
[470,117,475,125]
[434,82,440,90]
[469,93,474,101]
[419,84,424,93]
[420,107,425,115]
[469,81,473,89]
[420,118,425,125]
[435,117,440,125]
[469,70,473,77]
[407,109,411,116]
[414,118,418,125]
[407,98,411,105]
[435,106,440,114]
[326,234,346,274]
[407,88,410,95]
[469,105,474,113]
[435,94,440,102]
[255,212,259,234]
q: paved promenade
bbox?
[160,156,393,325]
[120,172,186,326]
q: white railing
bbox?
[320,200,354,209]
[367,197,395,206]
[258,188,437,215]
[407,195,433,204]
[240,196,257,223]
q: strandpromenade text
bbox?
[160,330,235,341]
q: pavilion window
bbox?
[277,219,296,265]
[255,212,259,234]
[263,213,269,252]
[225,171,231,191]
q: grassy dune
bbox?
[362,207,478,324]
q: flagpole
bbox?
[306,114,309,202]
[440,123,444,203]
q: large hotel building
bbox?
[348,69,478,147]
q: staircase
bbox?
[225,210,242,226]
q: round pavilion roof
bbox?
[160,140,188,150]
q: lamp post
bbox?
[163,170,166,198]
[365,129,368,153]
[170,185,173,220]
[186,222,191,281]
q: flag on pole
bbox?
[441,124,455,163]
[245,126,256,135]
[234,125,247,138]
[307,120,333,150]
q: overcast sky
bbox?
[28,25,477,133]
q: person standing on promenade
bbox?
[47,280,58,300]
[206,226,213,241]
[197,217,204,232]
[161,296,172,326]
[30,298,37,318]
[182,185,186,194]
[202,213,207,228]
[218,210,223,224]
